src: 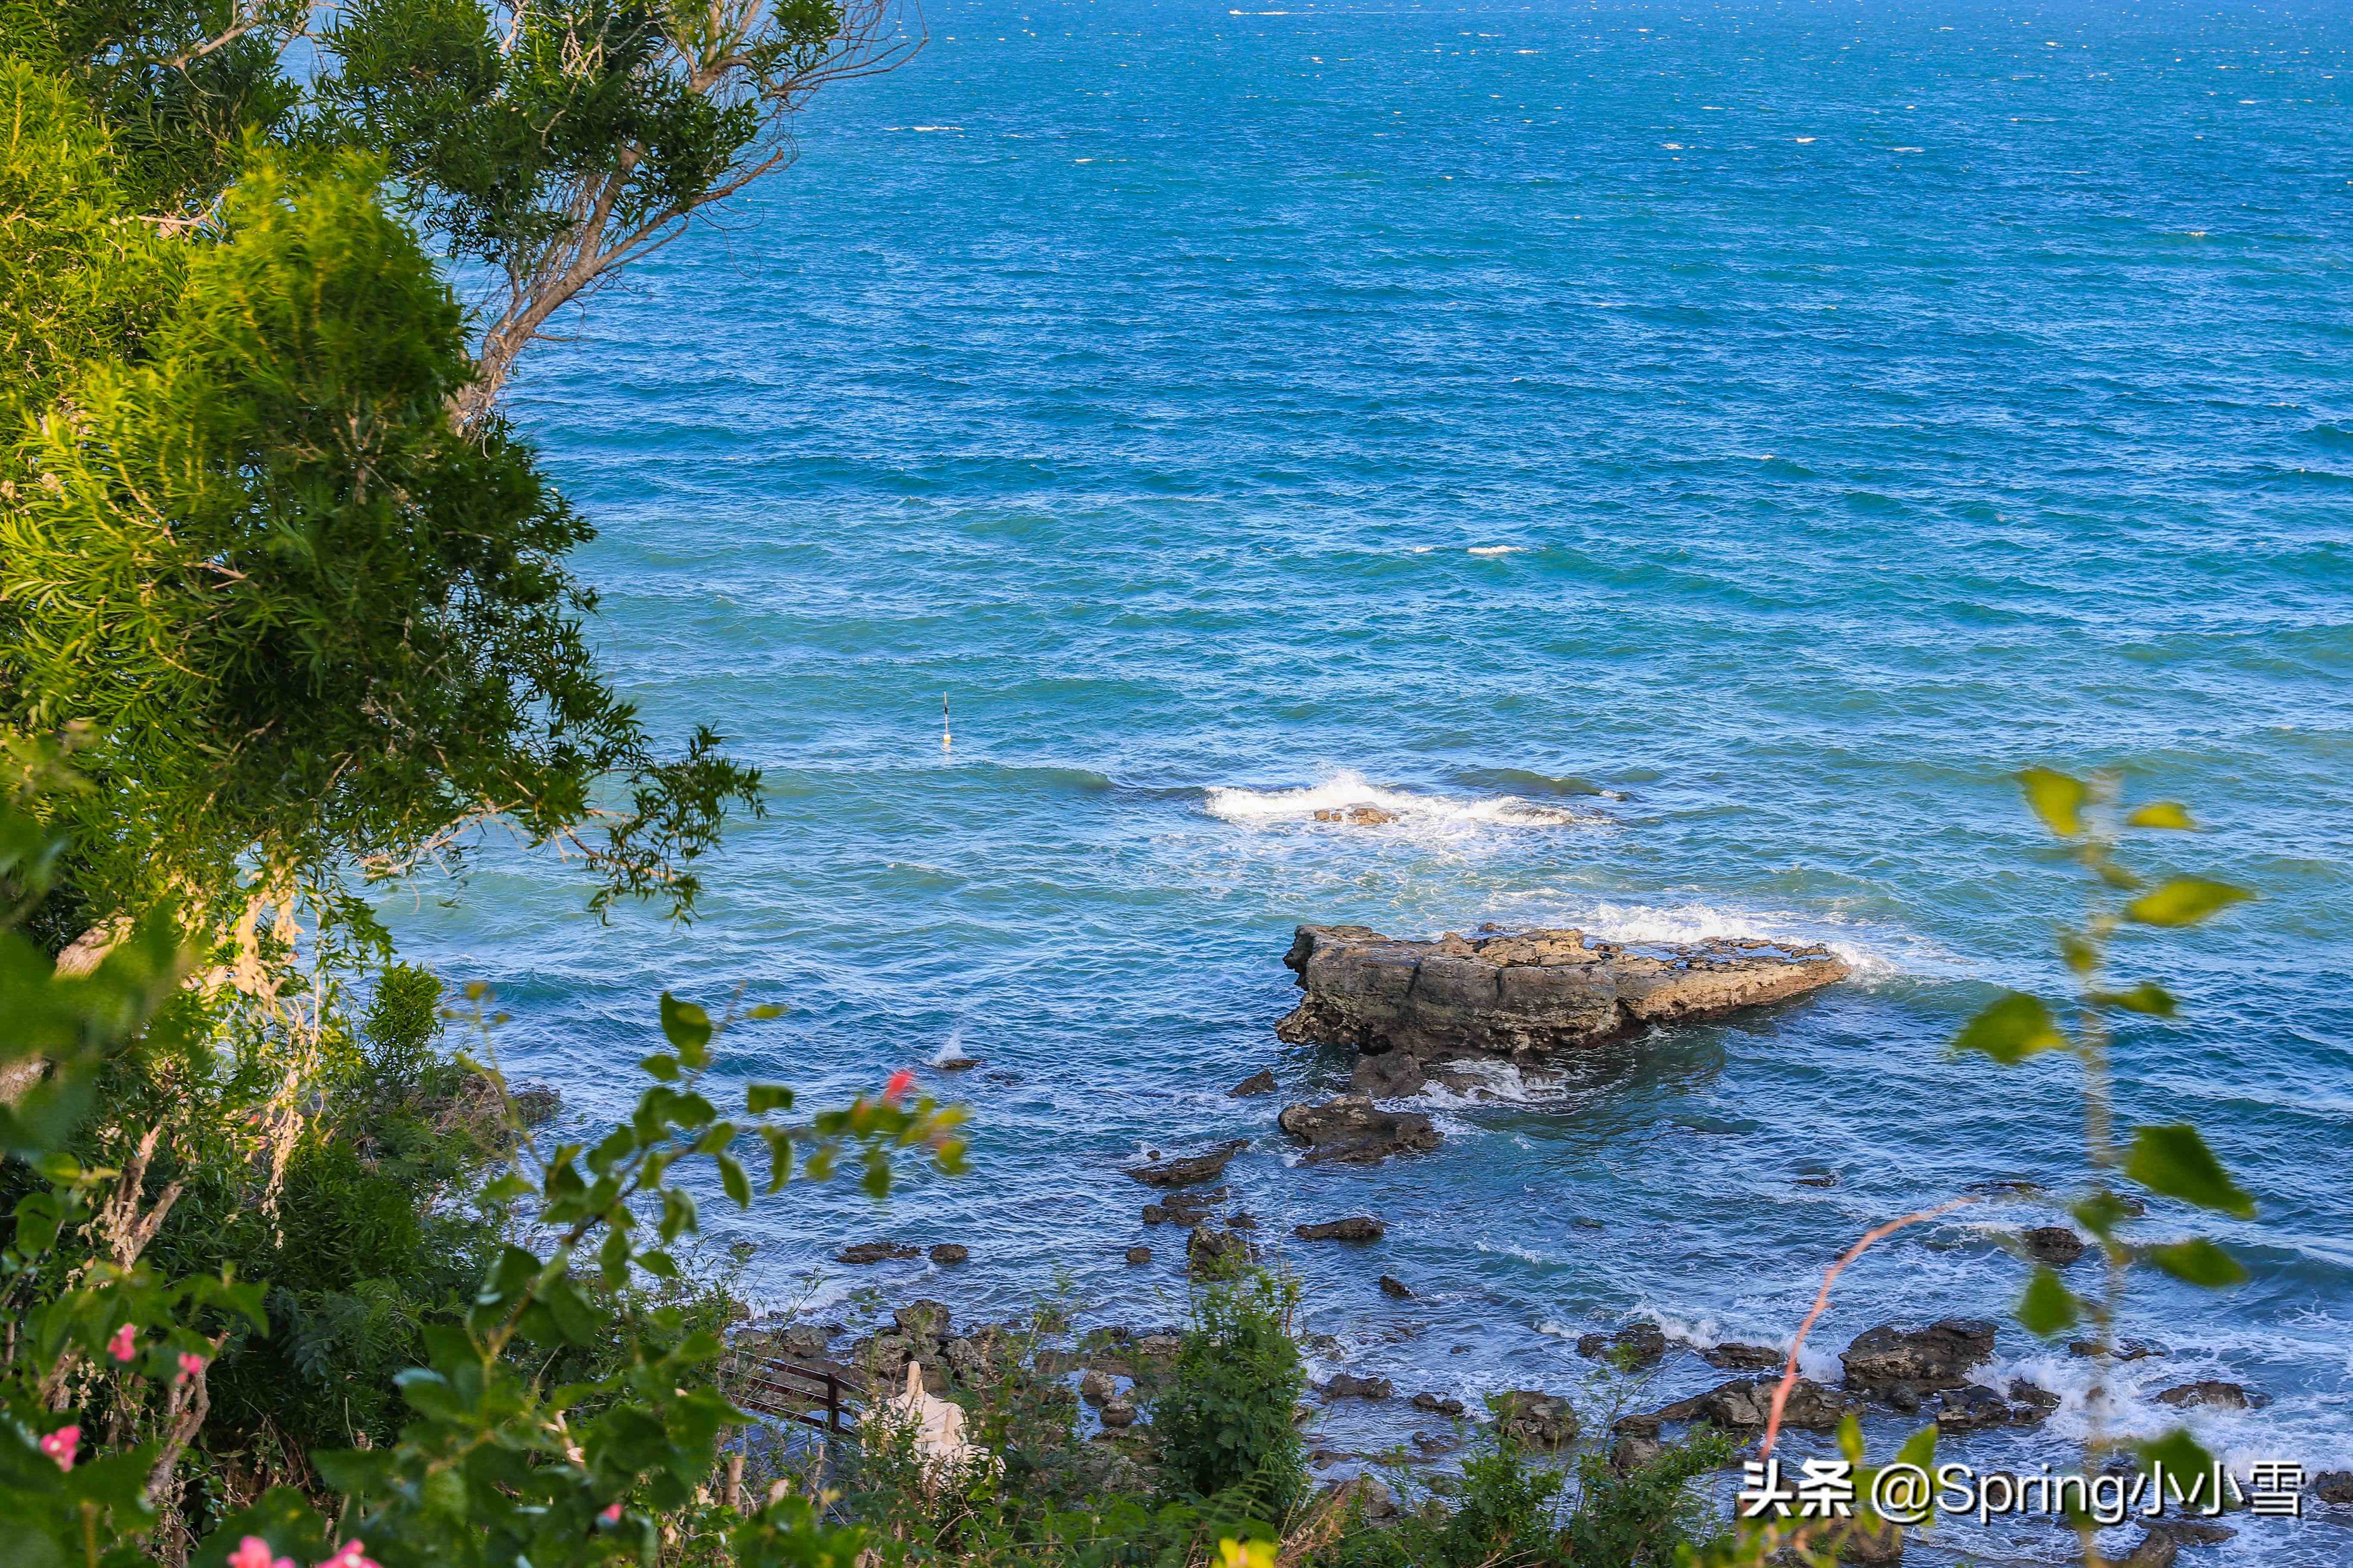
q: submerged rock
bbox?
[2154,1380,2266,1410]
[1410,1391,1466,1416]
[838,1241,922,1265]
[2019,1226,2087,1266]
[1575,1322,1667,1369]
[1127,1139,1249,1188]
[1275,922,1848,1061]
[927,1243,969,1265]
[1841,1319,1997,1395]
[1701,1342,1785,1372]
[1378,1274,1414,1299]
[1295,1215,1385,1242]
[1276,1095,1440,1164]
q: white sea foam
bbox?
[1466,544,1519,556]
[1203,770,1597,831]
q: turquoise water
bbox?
[390,0,2353,1554]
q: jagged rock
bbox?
[1351,1050,1427,1099]
[1296,1216,1385,1242]
[894,1300,953,1342]
[1141,1204,1169,1225]
[1186,1224,1252,1275]
[1657,1377,1857,1431]
[1275,923,1848,1062]
[1378,1274,1414,1298]
[2316,1470,2353,1505]
[927,1243,969,1265]
[1079,1369,1117,1406]
[760,1322,832,1360]
[1127,1139,1249,1187]
[1493,1390,1580,1448]
[1228,1213,1259,1229]
[1933,1383,2012,1431]
[1133,1331,1183,1360]
[1322,1372,1393,1400]
[2122,1532,2177,1568]
[1125,1244,1152,1265]
[1841,1319,1996,1394]
[1277,1095,1440,1164]
[1410,1391,1466,1415]
[2020,1226,2086,1266]
[2155,1380,2266,1410]
[1229,1069,1279,1097]
[2008,1380,2061,1422]
[1575,1322,1667,1368]
[838,1241,921,1264]
[1608,1412,1664,1473]
[1098,1398,1137,1429]
[1410,1429,1459,1456]
[1702,1342,1784,1372]
[2071,1338,2167,1361]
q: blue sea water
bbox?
[387,0,2353,1556]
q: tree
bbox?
[318,0,919,423]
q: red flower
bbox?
[108,1323,137,1363]
[176,1351,206,1386]
[228,1537,292,1568]
[600,1503,624,1524]
[318,1540,381,1568]
[882,1069,916,1105]
[37,1425,78,1472]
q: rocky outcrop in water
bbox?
[1277,1095,1440,1164]
[1840,1318,1996,1396]
[1127,1140,1248,1187]
[1275,922,1849,1062]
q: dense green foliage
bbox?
[1150,1270,1308,1518]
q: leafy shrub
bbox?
[1151,1269,1307,1519]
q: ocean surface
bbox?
[384,0,2353,1558]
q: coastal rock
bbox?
[1276,1095,1440,1164]
[1701,1342,1784,1372]
[2312,1471,2353,1505]
[1350,1050,1427,1100]
[1322,1372,1394,1400]
[1932,1383,2012,1432]
[1127,1139,1249,1188]
[2007,1380,2062,1422]
[838,1241,922,1265]
[1080,1369,1117,1406]
[1378,1274,1414,1299]
[1410,1391,1466,1416]
[2020,1226,2086,1266]
[1314,806,1396,825]
[1295,1216,1385,1242]
[1186,1224,1252,1275]
[1575,1322,1667,1369]
[1840,1319,1997,1395]
[1275,922,1848,1062]
[1125,1244,1152,1265]
[1099,1398,1137,1429]
[894,1300,953,1341]
[927,1243,969,1265]
[2071,1338,2166,1361]
[2154,1380,2266,1411]
[2122,1532,2177,1568]
[1229,1069,1279,1097]
[1493,1390,1580,1448]
[1658,1377,1856,1432]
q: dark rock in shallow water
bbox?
[2154,1380,2266,1410]
[1378,1274,1414,1299]
[1933,1383,2013,1432]
[2122,1532,2177,1568]
[894,1300,953,1341]
[2019,1225,2086,1266]
[1658,1377,1857,1432]
[1493,1390,1580,1447]
[1229,1069,1278,1097]
[1350,1050,1427,1100]
[1410,1391,1465,1416]
[1841,1319,1996,1394]
[1701,1341,1784,1372]
[1124,1244,1152,1265]
[927,1243,968,1265]
[2313,1471,2353,1505]
[1127,1139,1248,1187]
[2070,1337,2167,1361]
[1098,1399,1137,1429]
[838,1241,921,1265]
[1185,1224,1252,1275]
[2007,1379,2061,1421]
[1295,1215,1385,1242]
[1575,1322,1667,1368]
[1277,1095,1440,1164]
[1321,1372,1393,1400]
[1275,922,1848,1062]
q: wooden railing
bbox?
[726,1353,869,1436]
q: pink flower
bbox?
[176,1350,206,1386]
[600,1502,624,1524]
[318,1540,380,1568]
[108,1323,137,1363]
[37,1425,78,1472]
[227,1538,293,1568]
[882,1068,916,1105]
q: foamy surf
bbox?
[1203,770,1600,831]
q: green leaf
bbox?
[2017,767,2088,838]
[2057,930,2099,977]
[2144,1238,2246,1288]
[1835,1413,1863,1465]
[717,1153,751,1209]
[2124,877,2250,927]
[2070,1190,2134,1240]
[2016,1267,2079,1337]
[1952,992,2067,1065]
[746,1083,793,1115]
[639,1053,681,1082]
[759,1126,795,1193]
[2136,1428,2214,1480]
[2090,983,2177,1017]
[2125,1124,2254,1218]
[660,992,714,1068]
[636,1250,679,1279]
[2125,801,2196,831]
[745,1003,785,1020]
[1892,1424,1936,1472]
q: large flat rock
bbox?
[1274,922,1848,1061]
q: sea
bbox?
[381,0,2353,1559]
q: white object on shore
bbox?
[864,1362,997,1481]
